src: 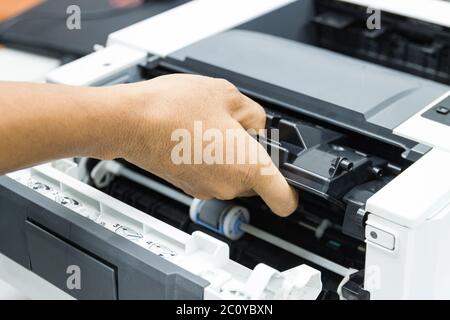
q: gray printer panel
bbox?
[167,30,449,146]
[0,176,208,300]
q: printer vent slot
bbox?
[314,0,450,85]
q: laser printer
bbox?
[1,0,450,300]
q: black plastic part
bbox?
[104,176,191,230]
[315,0,450,85]
[341,269,370,300]
[314,11,355,29]
[318,290,341,300]
[342,206,367,241]
[342,179,390,240]
[262,113,389,205]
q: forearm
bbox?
[0,82,131,174]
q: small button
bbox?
[366,225,395,250]
[436,106,449,115]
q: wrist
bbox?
[89,84,150,161]
[79,85,132,160]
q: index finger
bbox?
[252,149,299,217]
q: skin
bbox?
[0,74,298,216]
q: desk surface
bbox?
[0,0,60,82]
[0,0,190,56]
[0,0,43,49]
[0,0,43,22]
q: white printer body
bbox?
[2,0,450,300]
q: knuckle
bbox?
[256,105,267,124]
[228,93,244,109]
[217,78,236,90]
[220,79,240,97]
[214,79,242,109]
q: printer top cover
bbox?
[167,30,449,148]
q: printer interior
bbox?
[240,0,450,85]
[79,71,420,298]
[312,0,450,85]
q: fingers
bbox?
[253,169,299,217]
[252,150,299,217]
[214,77,266,132]
[231,94,267,132]
[226,92,298,216]
[229,117,298,216]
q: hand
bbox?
[107,74,298,216]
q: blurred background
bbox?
[0,0,42,22]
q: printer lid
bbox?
[166,30,449,149]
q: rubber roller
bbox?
[189,199,250,240]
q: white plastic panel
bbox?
[395,91,450,152]
[107,0,296,57]
[7,160,321,300]
[365,207,450,299]
[366,148,450,228]
[46,44,147,86]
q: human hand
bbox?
[107,74,298,216]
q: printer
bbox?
[1,0,450,300]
